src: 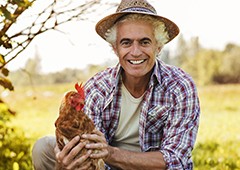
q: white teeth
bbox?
[129,60,145,65]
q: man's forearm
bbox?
[105,146,166,170]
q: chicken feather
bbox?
[55,83,105,170]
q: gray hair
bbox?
[105,14,169,47]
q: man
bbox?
[32,0,200,169]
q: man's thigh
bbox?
[32,136,56,170]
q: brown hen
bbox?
[55,83,105,170]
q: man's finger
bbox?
[57,136,80,163]
[67,150,92,169]
[62,136,80,153]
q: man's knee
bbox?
[32,136,56,170]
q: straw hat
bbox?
[95,0,180,44]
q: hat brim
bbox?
[95,11,180,44]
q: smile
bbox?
[128,59,146,65]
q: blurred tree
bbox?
[189,36,201,57]
[174,35,240,85]
[214,43,240,83]
[182,49,222,85]
[0,1,113,168]
[0,0,106,91]
[175,34,189,66]
[175,35,201,67]
[9,63,111,86]
[20,46,43,88]
[24,46,41,75]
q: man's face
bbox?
[113,20,160,79]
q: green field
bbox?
[2,83,240,169]
[193,85,240,170]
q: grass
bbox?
[2,83,74,141]
[196,85,240,143]
[193,84,240,169]
[1,83,240,169]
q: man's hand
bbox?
[82,129,110,161]
[54,136,94,170]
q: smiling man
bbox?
[32,0,200,170]
[112,19,161,98]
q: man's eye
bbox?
[141,40,150,45]
[121,41,131,46]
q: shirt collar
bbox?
[112,59,163,88]
[150,59,162,86]
[112,63,122,85]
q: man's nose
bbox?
[130,42,142,57]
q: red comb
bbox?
[75,83,85,100]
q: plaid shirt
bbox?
[83,59,200,170]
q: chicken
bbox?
[55,83,105,170]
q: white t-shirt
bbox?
[111,83,144,152]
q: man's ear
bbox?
[157,46,162,53]
[112,45,118,56]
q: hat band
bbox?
[121,7,156,14]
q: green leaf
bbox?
[0,5,13,21]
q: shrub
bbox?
[193,140,240,170]
[0,103,32,170]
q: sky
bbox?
[6,0,240,73]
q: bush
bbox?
[0,103,32,170]
[193,140,240,170]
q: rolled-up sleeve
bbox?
[160,82,200,169]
